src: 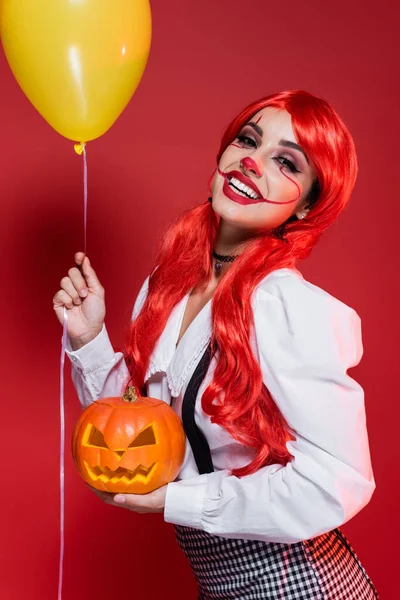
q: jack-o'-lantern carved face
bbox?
[72,387,186,494]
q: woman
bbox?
[53,90,379,599]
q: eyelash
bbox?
[235,134,301,174]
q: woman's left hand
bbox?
[87,484,168,513]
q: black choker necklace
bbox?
[212,250,239,274]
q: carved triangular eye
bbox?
[85,425,109,449]
[128,425,156,448]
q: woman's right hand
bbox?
[53,252,106,350]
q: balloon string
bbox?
[58,308,67,600]
[83,145,87,254]
[58,146,88,600]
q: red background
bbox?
[0,0,397,598]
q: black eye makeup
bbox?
[274,156,301,174]
[234,131,301,174]
[236,133,257,148]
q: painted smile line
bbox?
[217,165,300,205]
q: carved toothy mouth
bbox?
[84,461,157,483]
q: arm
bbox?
[164,274,376,543]
[65,275,150,409]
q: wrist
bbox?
[70,328,102,350]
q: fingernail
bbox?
[80,289,88,297]
[114,495,126,504]
[86,258,90,266]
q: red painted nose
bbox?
[240,156,262,176]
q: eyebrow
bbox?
[246,122,309,165]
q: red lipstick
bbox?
[217,165,301,205]
[217,166,265,205]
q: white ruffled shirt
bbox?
[65,267,376,544]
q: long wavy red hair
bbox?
[123,89,358,477]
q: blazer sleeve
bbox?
[64,275,150,409]
[164,273,376,543]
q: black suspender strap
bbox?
[181,342,215,475]
[142,341,215,474]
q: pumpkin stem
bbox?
[122,386,139,403]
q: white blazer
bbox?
[65,267,376,544]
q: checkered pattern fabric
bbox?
[174,525,379,599]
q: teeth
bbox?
[84,461,156,483]
[229,177,260,200]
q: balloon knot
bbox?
[74,142,86,155]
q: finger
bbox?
[74,251,86,266]
[113,494,146,510]
[86,485,114,503]
[113,494,128,505]
[68,266,89,298]
[53,289,76,310]
[60,276,82,306]
[76,254,104,294]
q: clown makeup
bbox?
[210,107,317,236]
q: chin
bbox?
[213,194,240,219]
[214,193,261,226]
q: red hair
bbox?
[124,90,358,477]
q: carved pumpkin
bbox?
[72,386,186,494]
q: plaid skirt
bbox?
[174,525,379,599]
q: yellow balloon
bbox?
[0,0,152,142]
